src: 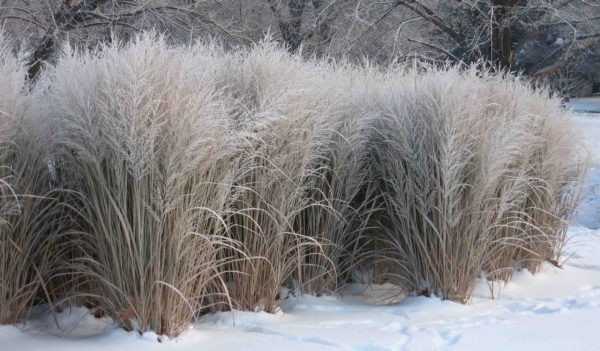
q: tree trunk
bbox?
[490,0,516,70]
[27,0,108,82]
[275,0,307,52]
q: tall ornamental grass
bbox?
[37,37,244,335]
[358,67,585,302]
[0,35,65,324]
[0,32,586,334]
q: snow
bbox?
[571,113,600,229]
[566,97,600,114]
[1,112,599,350]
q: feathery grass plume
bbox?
[479,80,587,280]
[293,63,383,293]
[38,35,244,336]
[359,66,586,302]
[289,99,374,294]
[217,43,338,311]
[211,43,375,311]
[0,33,63,324]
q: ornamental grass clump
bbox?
[38,36,244,335]
[358,67,585,302]
[0,34,65,324]
[0,33,586,334]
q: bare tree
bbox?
[1,0,230,81]
[361,1,600,74]
[2,0,600,94]
[265,0,345,52]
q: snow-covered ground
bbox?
[571,113,600,230]
[1,112,599,351]
[566,96,600,114]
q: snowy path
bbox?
[571,112,600,229]
[1,112,599,351]
[566,96,600,114]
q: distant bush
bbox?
[0,33,586,335]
